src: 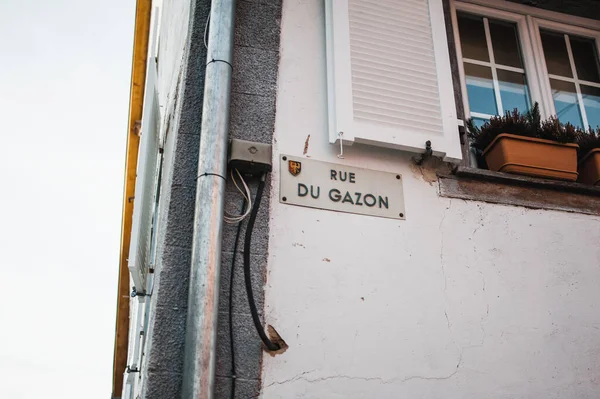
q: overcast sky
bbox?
[0,1,135,397]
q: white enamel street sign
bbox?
[279,155,406,220]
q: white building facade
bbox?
[114,1,600,398]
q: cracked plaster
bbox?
[259,0,600,397]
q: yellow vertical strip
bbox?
[112,0,152,397]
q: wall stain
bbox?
[410,156,452,185]
[303,134,311,155]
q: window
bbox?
[457,13,531,127]
[540,31,600,128]
[452,1,600,132]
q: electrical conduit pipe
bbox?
[182,1,236,398]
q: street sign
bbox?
[279,155,406,220]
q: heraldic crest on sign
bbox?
[288,160,301,176]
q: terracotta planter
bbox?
[578,149,600,185]
[482,133,579,181]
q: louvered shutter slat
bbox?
[325,0,462,161]
[128,61,160,294]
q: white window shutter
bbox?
[129,60,160,294]
[325,0,462,162]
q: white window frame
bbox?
[451,2,544,120]
[451,0,600,129]
[458,0,600,29]
[530,18,600,128]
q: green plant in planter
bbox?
[466,103,579,156]
[576,127,600,161]
[577,126,600,185]
[466,103,582,181]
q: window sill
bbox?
[438,166,600,216]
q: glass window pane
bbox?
[465,63,497,115]
[581,85,600,129]
[497,69,530,114]
[457,14,489,62]
[489,20,523,68]
[569,35,600,83]
[541,31,573,78]
[550,79,583,127]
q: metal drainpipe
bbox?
[182,1,236,398]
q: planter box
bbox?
[578,148,600,185]
[482,133,579,181]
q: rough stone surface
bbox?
[145,305,188,374]
[139,0,282,397]
[221,178,272,255]
[170,132,201,188]
[153,245,192,310]
[176,3,210,139]
[439,172,600,216]
[229,93,277,144]
[140,0,210,398]
[215,311,265,381]
[241,0,282,9]
[235,1,283,51]
[231,46,279,97]
[218,251,268,316]
[215,1,282,398]
[214,376,261,399]
[162,185,196,250]
[144,372,184,399]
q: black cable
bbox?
[244,174,281,351]
[206,58,234,70]
[229,197,246,399]
[198,172,227,181]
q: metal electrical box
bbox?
[228,139,272,175]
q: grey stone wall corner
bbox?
[214,1,283,398]
[140,0,211,398]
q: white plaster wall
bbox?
[263,1,600,397]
